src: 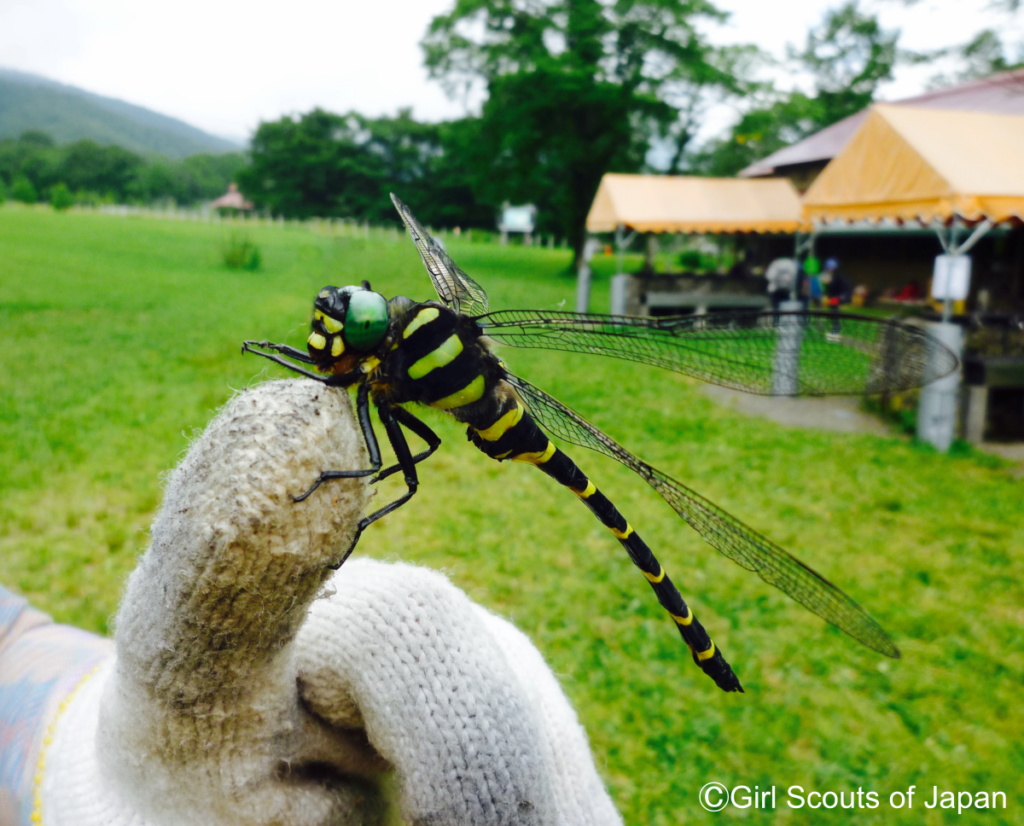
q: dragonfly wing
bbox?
[391,194,490,316]
[481,310,957,396]
[504,371,900,658]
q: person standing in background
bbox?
[822,258,852,307]
[800,255,822,311]
[765,257,798,311]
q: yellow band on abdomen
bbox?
[512,441,556,464]
[671,607,693,626]
[642,565,664,583]
[569,480,597,499]
[474,403,524,441]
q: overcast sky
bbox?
[1,0,1020,145]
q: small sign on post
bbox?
[931,254,971,301]
[498,204,537,246]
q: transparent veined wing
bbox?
[504,371,900,658]
[481,310,957,396]
[391,193,490,316]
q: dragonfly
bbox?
[243,194,958,693]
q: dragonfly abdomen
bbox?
[468,394,743,692]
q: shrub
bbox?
[49,182,75,211]
[221,234,261,271]
[0,178,6,204]
[11,176,38,204]
[679,249,716,272]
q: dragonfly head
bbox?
[308,282,390,365]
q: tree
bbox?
[795,0,899,127]
[687,94,821,177]
[238,108,491,228]
[57,140,143,200]
[17,130,55,148]
[692,1,899,177]
[888,0,1023,85]
[954,29,1023,78]
[423,0,745,263]
[0,133,61,195]
[0,130,245,207]
[10,176,38,203]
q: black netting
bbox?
[483,310,957,397]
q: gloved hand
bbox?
[1,380,623,826]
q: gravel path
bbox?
[701,385,899,437]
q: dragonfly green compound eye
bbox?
[344,290,389,351]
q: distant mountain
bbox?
[0,68,241,158]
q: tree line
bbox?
[0,130,246,208]
[240,0,1018,264]
[4,0,1016,265]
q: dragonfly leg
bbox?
[371,406,442,484]
[242,339,317,364]
[243,340,364,387]
[329,401,426,570]
[242,340,327,380]
[294,382,382,502]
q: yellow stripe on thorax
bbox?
[408,334,463,379]
[403,307,440,339]
[432,374,486,410]
[512,441,556,464]
[474,402,523,441]
[611,524,634,540]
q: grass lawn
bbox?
[1,204,1022,824]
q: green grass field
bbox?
[1,205,1022,824]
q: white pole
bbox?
[576,236,598,313]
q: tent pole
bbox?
[935,220,963,322]
[953,219,993,256]
[576,234,596,313]
[615,224,625,275]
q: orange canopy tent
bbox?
[803,104,1024,224]
[586,173,809,234]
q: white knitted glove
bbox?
[27,380,622,826]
